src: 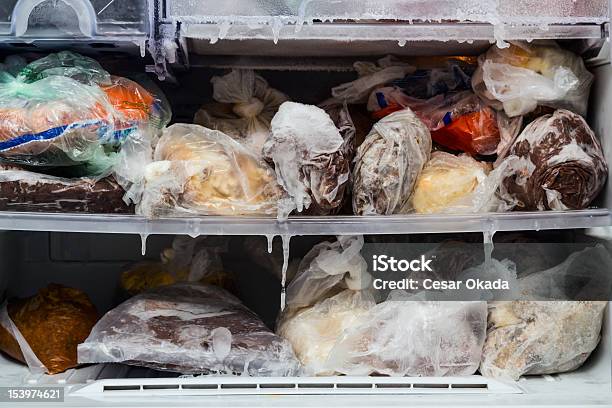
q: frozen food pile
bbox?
[0,41,605,217]
[0,236,605,381]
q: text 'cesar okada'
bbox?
[371,255,511,291]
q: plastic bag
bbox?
[472,42,593,117]
[352,108,432,215]
[412,151,505,214]
[331,56,415,104]
[481,301,606,380]
[78,282,299,376]
[368,89,500,156]
[389,62,473,99]
[139,123,282,217]
[121,236,233,295]
[0,284,98,375]
[0,71,117,169]
[0,165,132,213]
[194,70,288,155]
[498,109,607,211]
[18,51,112,85]
[263,102,355,217]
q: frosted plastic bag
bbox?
[0,284,98,375]
[139,123,282,217]
[324,300,487,377]
[263,102,355,217]
[78,282,299,376]
[284,235,371,311]
[368,89,500,156]
[194,70,288,155]
[498,109,607,211]
[0,165,132,213]
[352,108,432,215]
[412,151,505,214]
[331,56,415,104]
[472,42,593,117]
[0,71,117,170]
[481,301,606,380]
[121,236,233,295]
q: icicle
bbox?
[280,235,291,310]
[218,20,231,40]
[397,39,407,47]
[483,230,496,272]
[140,233,149,256]
[266,235,275,254]
[271,17,282,44]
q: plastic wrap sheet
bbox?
[412,151,505,214]
[139,123,282,217]
[78,283,299,376]
[472,42,593,117]
[352,108,432,215]
[0,284,98,375]
[121,236,233,296]
[481,301,606,381]
[194,70,288,156]
[498,109,607,211]
[368,90,501,156]
[263,102,354,217]
[0,165,133,213]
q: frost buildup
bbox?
[264,101,353,217]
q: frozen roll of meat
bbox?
[499,109,607,211]
[139,123,282,217]
[78,282,299,376]
[0,284,98,375]
[352,108,431,215]
[263,101,355,217]
[412,152,501,214]
[481,301,606,380]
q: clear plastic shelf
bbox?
[0,210,608,236]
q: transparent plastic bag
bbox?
[0,284,98,375]
[412,151,506,214]
[497,109,607,211]
[78,282,300,376]
[121,236,233,295]
[263,102,354,217]
[0,165,132,213]
[368,89,501,156]
[194,70,288,155]
[0,71,117,170]
[139,123,282,217]
[472,42,593,117]
[352,108,432,215]
[324,300,487,377]
[18,51,112,86]
[481,301,606,380]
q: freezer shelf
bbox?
[0,209,608,235]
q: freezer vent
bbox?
[73,375,521,397]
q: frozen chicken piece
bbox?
[0,284,98,375]
[78,283,299,376]
[263,101,354,216]
[498,109,607,211]
[481,301,606,380]
[412,152,503,214]
[352,108,432,215]
[139,123,282,217]
[194,70,288,155]
[473,42,593,117]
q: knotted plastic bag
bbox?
[472,42,593,117]
[139,123,282,217]
[194,69,288,155]
[78,282,300,376]
[0,284,98,375]
[352,108,432,215]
